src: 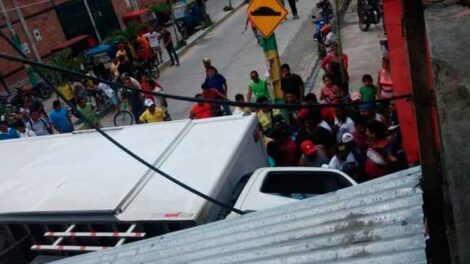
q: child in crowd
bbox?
[359,74,378,101]
[233,94,251,115]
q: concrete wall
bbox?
[425,3,470,264]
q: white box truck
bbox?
[0,115,356,263]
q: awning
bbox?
[122,8,150,21]
[51,35,90,52]
[86,43,111,57]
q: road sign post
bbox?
[247,0,288,103]
[260,34,283,103]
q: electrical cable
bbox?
[0,51,412,110]
[0,0,51,13]
[0,30,247,215]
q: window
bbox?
[260,171,353,199]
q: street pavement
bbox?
[39,0,318,128]
[118,0,317,123]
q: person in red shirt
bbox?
[190,94,213,119]
[365,120,397,179]
[140,73,163,101]
[321,42,349,87]
[271,122,299,166]
[136,32,152,62]
[200,83,228,116]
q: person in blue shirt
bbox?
[203,66,231,115]
[49,100,74,133]
[204,66,227,95]
[0,120,20,140]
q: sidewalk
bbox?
[312,1,384,94]
[160,0,247,66]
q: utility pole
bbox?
[130,0,138,11]
[0,0,37,86]
[83,0,101,42]
[11,0,41,62]
[333,0,345,83]
[224,0,234,11]
[401,0,451,263]
[169,0,181,44]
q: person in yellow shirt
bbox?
[58,81,76,105]
[116,43,128,61]
[139,99,166,123]
[256,96,282,137]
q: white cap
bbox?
[203,57,211,63]
[144,99,155,107]
[342,132,354,143]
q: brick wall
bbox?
[112,0,132,29]
[112,0,166,29]
[0,0,66,87]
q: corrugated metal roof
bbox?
[53,167,426,264]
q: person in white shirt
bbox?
[334,107,355,143]
[328,143,358,172]
[17,121,36,138]
[144,29,163,63]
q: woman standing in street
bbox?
[377,56,394,99]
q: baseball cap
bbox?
[342,132,354,143]
[144,99,155,107]
[301,140,317,156]
[203,57,211,63]
[321,24,332,34]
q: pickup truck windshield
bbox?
[260,171,353,199]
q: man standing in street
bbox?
[139,99,166,123]
[26,109,52,136]
[203,67,231,115]
[288,0,299,19]
[49,100,74,134]
[247,70,270,102]
[204,66,227,95]
[281,63,304,101]
[144,27,163,63]
[160,28,180,66]
[122,75,144,123]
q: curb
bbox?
[158,1,247,73]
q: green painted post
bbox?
[260,34,283,104]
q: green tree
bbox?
[50,49,84,84]
[106,23,148,59]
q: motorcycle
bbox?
[312,17,328,58]
[11,81,53,107]
[316,0,333,20]
[312,0,333,58]
[357,0,383,31]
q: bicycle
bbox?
[113,100,134,127]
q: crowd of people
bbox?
[0,24,178,139]
[0,9,406,181]
[186,48,404,182]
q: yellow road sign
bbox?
[247,0,288,39]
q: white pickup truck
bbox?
[0,115,356,263]
[228,167,357,217]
